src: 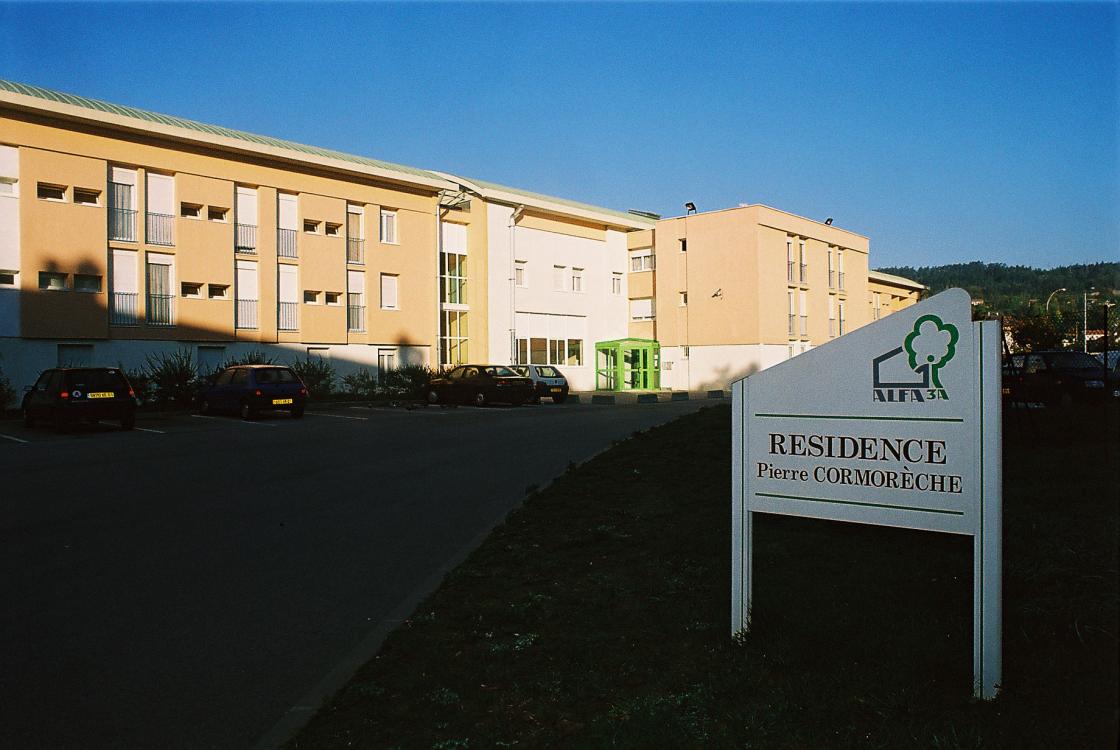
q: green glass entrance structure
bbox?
[595,338,660,391]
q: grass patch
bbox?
[291,403,1118,749]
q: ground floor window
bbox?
[516,337,583,366]
[440,310,468,366]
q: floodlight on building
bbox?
[825,217,834,225]
[684,202,697,215]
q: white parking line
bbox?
[364,407,449,415]
[191,414,276,428]
[307,412,368,421]
[98,421,166,434]
[0,433,29,444]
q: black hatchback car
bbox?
[197,365,308,419]
[1003,350,1115,406]
[22,367,137,431]
[426,365,533,406]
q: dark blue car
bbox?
[197,365,308,419]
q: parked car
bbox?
[22,367,137,431]
[426,365,533,406]
[1003,350,1115,406]
[196,365,308,419]
[511,364,570,403]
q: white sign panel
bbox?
[731,288,1002,699]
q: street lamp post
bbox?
[1045,287,1066,312]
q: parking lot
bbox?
[0,398,705,749]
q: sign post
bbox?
[731,289,1002,699]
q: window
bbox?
[325,291,342,306]
[799,290,808,336]
[829,295,836,338]
[788,291,796,336]
[146,254,175,327]
[207,206,228,222]
[378,349,397,374]
[37,183,66,201]
[181,282,203,299]
[873,292,882,320]
[74,274,102,293]
[325,222,341,237]
[611,273,622,295]
[571,267,584,293]
[629,248,654,272]
[304,290,321,305]
[515,260,527,288]
[0,178,17,196]
[303,219,320,234]
[515,336,583,366]
[567,339,583,366]
[108,168,137,242]
[828,248,836,289]
[682,345,690,359]
[838,250,845,290]
[380,209,398,243]
[236,261,259,329]
[553,265,566,290]
[679,238,687,252]
[799,240,807,283]
[74,188,100,206]
[441,251,467,305]
[146,173,175,246]
[0,270,16,287]
[181,202,202,219]
[839,300,846,335]
[440,310,468,365]
[679,291,688,307]
[380,274,399,310]
[787,239,795,282]
[39,272,67,291]
[208,284,229,299]
[630,297,655,321]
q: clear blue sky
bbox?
[2,2,1116,269]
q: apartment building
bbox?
[627,204,878,392]
[0,79,465,390]
[0,79,924,396]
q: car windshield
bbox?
[483,366,517,377]
[1046,352,1104,370]
[254,368,298,383]
[537,366,561,377]
[63,369,125,390]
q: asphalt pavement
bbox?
[0,399,707,749]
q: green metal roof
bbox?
[467,176,656,226]
[0,79,442,182]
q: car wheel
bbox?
[23,408,35,428]
[426,389,440,405]
[121,413,135,431]
[553,394,567,404]
[199,398,211,415]
[291,407,304,419]
[474,390,487,407]
[530,394,541,405]
[240,401,256,420]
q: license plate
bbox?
[87,392,115,399]
[272,398,294,405]
[550,387,562,393]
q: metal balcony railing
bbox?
[108,208,136,242]
[347,305,365,332]
[829,270,835,288]
[787,260,795,283]
[236,223,257,254]
[278,301,298,331]
[800,315,808,337]
[838,272,845,291]
[236,299,259,330]
[800,263,808,283]
[788,313,796,336]
[110,292,139,326]
[278,229,297,258]
[146,294,174,327]
[829,318,836,338]
[146,212,174,246]
[839,318,846,336]
[347,237,365,264]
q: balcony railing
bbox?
[799,263,808,283]
[347,237,365,264]
[788,313,796,336]
[236,223,257,254]
[839,318,846,336]
[278,229,297,258]
[146,294,174,327]
[146,212,174,246]
[110,292,139,326]
[236,299,259,330]
[800,315,808,337]
[829,270,835,288]
[787,260,795,283]
[838,272,845,291]
[108,208,136,242]
[278,301,298,331]
[829,318,836,338]
[347,305,365,332]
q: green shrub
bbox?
[144,348,199,407]
[290,356,336,396]
[218,350,277,369]
[120,364,153,406]
[382,364,435,400]
[341,368,379,399]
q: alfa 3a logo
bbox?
[872,315,959,402]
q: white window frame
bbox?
[380,273,399,310]
[380,209,398,244]
[629,248,654,272]
[611,272,622,295]
[37,183,67,202]
[515,260,527,288]
[0,270,18,288]
[571,267,584,293]
[630,297,655,321]
[679,291,688,307]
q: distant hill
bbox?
[875,262,1120,314]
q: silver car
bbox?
[511,364,570,403]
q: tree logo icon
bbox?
[872,314,959,402]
